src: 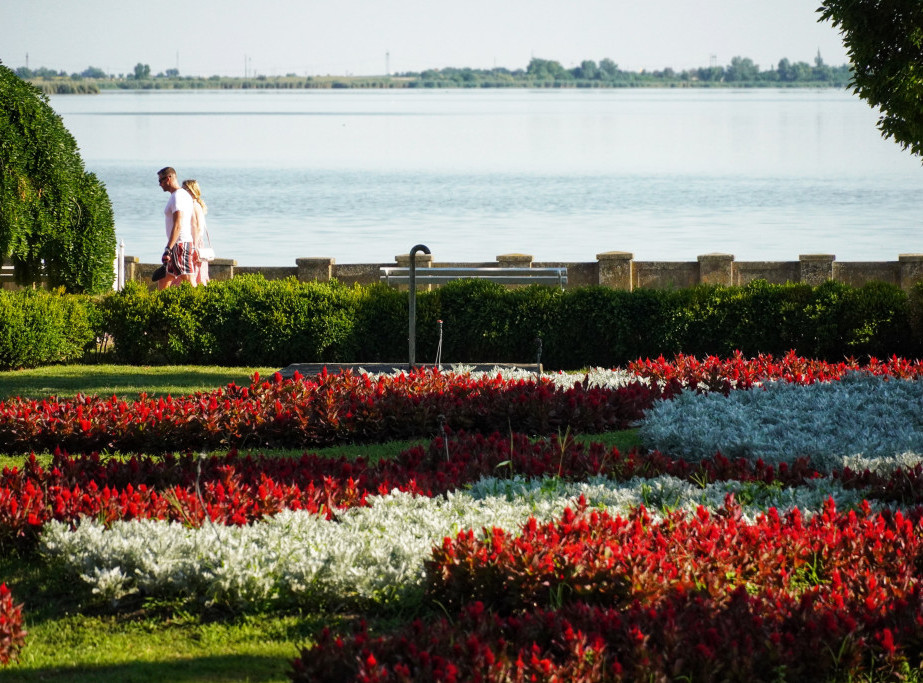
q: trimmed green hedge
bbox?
[0,289,97,370]
[101,278,360,366]
[95,276,923,369]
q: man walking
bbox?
[157,166,197,288]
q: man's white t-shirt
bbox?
[164,188,194,243]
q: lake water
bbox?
[49,88,923,267]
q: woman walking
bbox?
[183,179,211,286]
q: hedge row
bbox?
[1,276,920,370]
[0,289,96,370]
[97,276,921,369]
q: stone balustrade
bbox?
[115,252,923,292]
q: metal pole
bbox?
[435,319,443,367]
[408,244,431,370]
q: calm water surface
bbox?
[50,88,923,267]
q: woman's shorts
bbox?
[166,242,196,276]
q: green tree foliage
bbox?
[599,58,619,79]
[725,56,759,82]
[79,66,108,79]
[132,63,151,80]
[0,62,116,293]
[819,0,923,158]
[526,58,573,81]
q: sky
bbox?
[1,0,849,78]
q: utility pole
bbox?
[386,51,390,77]
[25,53,28,69]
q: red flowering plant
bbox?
[628,350,923,389]
[0,584,25,666]
[292,500,923,681]
[0,368,671,455]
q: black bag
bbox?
[151,264,167,282]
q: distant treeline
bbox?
[15,55,852,94]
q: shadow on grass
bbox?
[0,365,276,401]
[0,653,295,682]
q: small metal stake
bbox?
[535,336,543,378]
[438,414,450,462]
[435,319,443,367]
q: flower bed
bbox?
[14,418,923,551]
[294,501,923,682]
[0,429,802,548]
[8,354,923,678]
[0,368,664,454]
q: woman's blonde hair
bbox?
[182,179,207,213]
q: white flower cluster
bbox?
[40,473,877,611]
[357,365,644,390]
[639,372,923,472]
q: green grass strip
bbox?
[0,365,279,401]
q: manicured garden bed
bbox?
[3,354,923,681]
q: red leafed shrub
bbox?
[0,368,670,454]
[0,584,25,665]
[292,501,923,682]
[425,499,923,616]
[629,350,923,389]
[291,588,923,682]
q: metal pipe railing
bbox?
[407,243,431,369]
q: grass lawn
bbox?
[0,364,279,401]
[0,364,640,681]
[1,612,326,682]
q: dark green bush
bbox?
[0,289,95,370]
[546,287,678,368]
[98,277,920,369]
[351,284,413,362]
[674,281,816,357]
[226,277,359,366]
[830,280,915,358]
[434,281,561,364]
[101,276,360,366]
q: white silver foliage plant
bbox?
[639,372,923,471]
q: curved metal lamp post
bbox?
[407,243,431,369]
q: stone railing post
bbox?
[207,258,236,282]
[596,251,633,290]
[395,251,433,268]
[395,251,433,291]
[496,253,533,268]
[799,254,835,286]
[122,255,140,282]
[899,254,923,292]
[697,253,734,286]
[297,257,335,282]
